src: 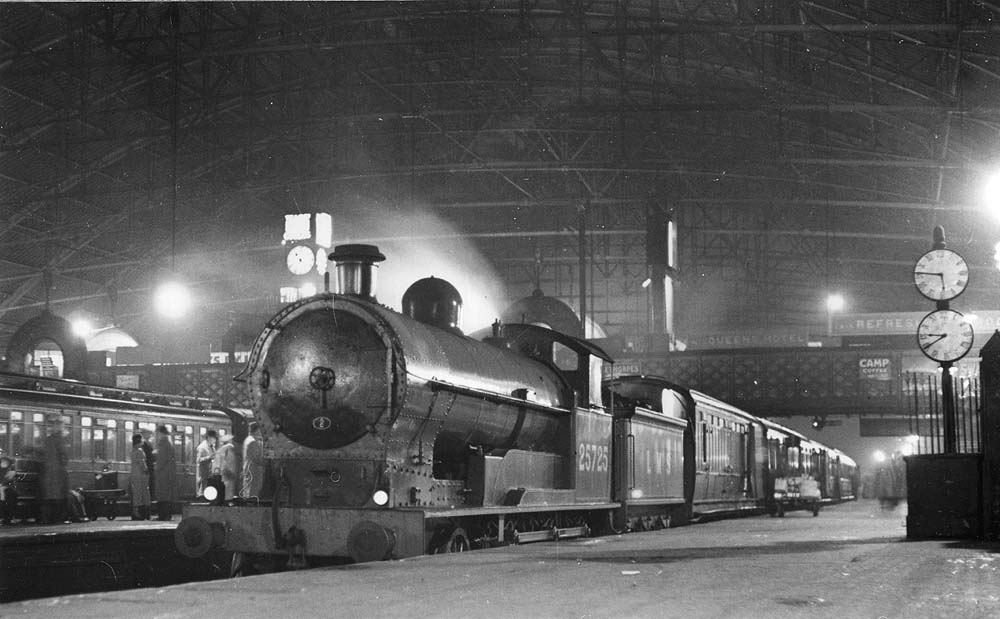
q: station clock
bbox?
[916,309,974,363]
[286,245,315,275]
[913,248,969,301]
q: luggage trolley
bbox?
[80,470,125,520]
[771,476,821,517]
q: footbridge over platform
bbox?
[605,346,974,422]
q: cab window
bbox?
[553,342,578,371]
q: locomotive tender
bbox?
[174,245,856,569]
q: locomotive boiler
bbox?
[175,245,615,567]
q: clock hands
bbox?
[920,333,947,349]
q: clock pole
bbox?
[933,226,957,454]
[942,360,957,453]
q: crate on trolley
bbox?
[771,476,821,517]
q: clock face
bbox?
[286,245,315,275]
[913,249,969,301]
[916,309,974,363]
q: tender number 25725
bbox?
[578,442,609,473]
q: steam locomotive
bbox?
[174,245,857,571]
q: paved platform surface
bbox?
[0,518,177,539]
[3,500,999,618]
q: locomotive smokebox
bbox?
[329,244,386,300]
[402,276,463,335]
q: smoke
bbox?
[333,203,506,332]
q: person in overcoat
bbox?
[140,430,155,501]
[152,425,176,520]
[214,436,239,500]
[40,416,69,524]
[241,423,264,499]
[0,455,18,524]
[129,434,151,520]
[874,452,904,511]
[195,430,218,498]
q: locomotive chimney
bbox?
[329,244,386,301]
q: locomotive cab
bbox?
[489,322,608,411]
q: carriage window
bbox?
[769,438,783,477]
[124,421,134,431]
[93,427,107,462]
[29,413,45,446]
[81,417,93,460]
[552,342,578,371]
[10,412,26,456]
[63,415,80,458]
[96,419,118,462]
[787,447,800,473]
[182,425,194,463]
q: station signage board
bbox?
[859,357,892,381]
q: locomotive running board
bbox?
[422,501,619,519]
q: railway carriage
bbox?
[0,371,240,520]
[604,375,859,526]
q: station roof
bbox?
[3,2,1000,359]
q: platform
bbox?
[3,500,1000,618]
[0,519,227,603]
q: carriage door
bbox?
[743,424,755,498]
[817,450,829,497]
[723,420,745,499]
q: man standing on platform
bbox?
[129,433,151,520]
[152,425,176,520]
[241,422,264,499]
[214,436,238,500]
[195,430,217,498]
[140,430,155,503]
[40,415,69,524]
